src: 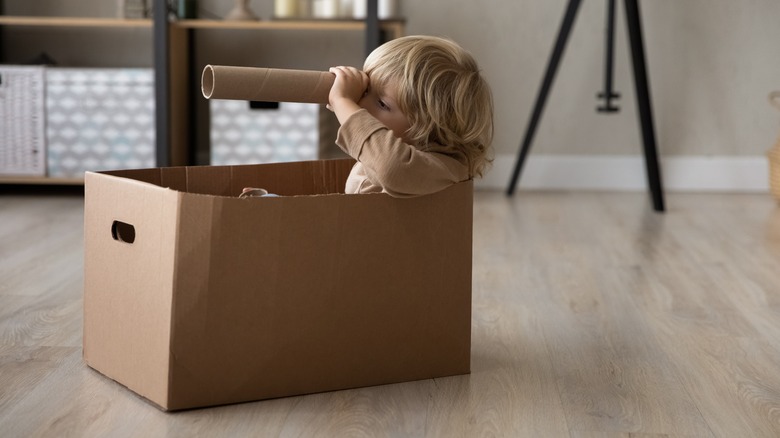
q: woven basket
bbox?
[0,66,46,176]
[770,91,780,201]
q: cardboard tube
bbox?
[202,65,335,104]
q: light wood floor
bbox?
[2,188,780,437]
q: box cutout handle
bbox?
[111,220,136,244]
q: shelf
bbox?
[0,16,152,28]
[0,176,83,185]
[173,18,405,34]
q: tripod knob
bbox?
[597,91,620,113]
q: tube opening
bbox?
[201,65,215,99]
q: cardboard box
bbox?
[83,159,473,411]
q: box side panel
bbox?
[83,172,178,409]
[102,167,191,193]
[160,167,189,192]
[166,180,473,410]
[245,158,354,196]
[184,158,354,197]
[102,168,163,186]
[101,159,354,198]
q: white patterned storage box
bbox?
[46,68,155,178]
[0,66,47,176]
[210,101,318,165]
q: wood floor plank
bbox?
[0,345,77,415]
[276,381,432,437]
[423,263,570,437]
[653,329,780,438]
[2,191,780,437]
[530,250,713,436]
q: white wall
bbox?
[404,0,780,157]
[402,0,780,191]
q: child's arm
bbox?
[336,110,468,197]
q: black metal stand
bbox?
[0,0,5,62]
[506,0,665,212]
[597,0,619,113]
[153,0,172,167]
[365,0,381,56]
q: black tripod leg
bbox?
[597,0,620,112]
[624,0,665,212]
[507,0,583,196]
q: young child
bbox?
[328,35,493,197]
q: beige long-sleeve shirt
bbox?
[335,109,470,197]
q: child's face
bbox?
[359,80,411,143]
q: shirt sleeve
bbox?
[335,109,469,197]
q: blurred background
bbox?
[2,0,779,191]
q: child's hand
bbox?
[328,66,368,124]
[328,66,369,104]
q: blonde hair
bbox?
[363,35,494,178]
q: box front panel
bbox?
[167,180,473,409]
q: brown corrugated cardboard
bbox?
[201,65,334,104]
[83,159,472,411]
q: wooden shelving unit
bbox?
[0,14,155,186]
[1,1,401,185]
